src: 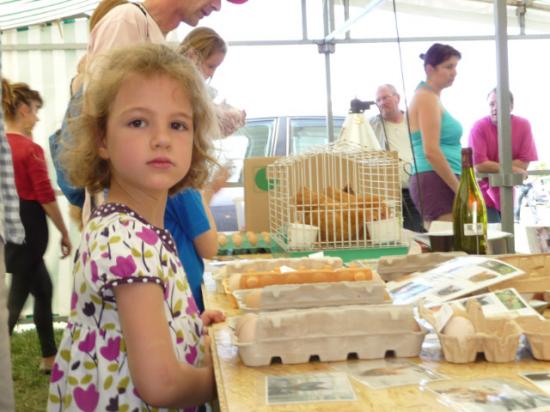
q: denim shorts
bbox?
[409,171,458,222]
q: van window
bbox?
[289,117,344,154]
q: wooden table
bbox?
[203,281,550,412]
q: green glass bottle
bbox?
[452,148,488,254]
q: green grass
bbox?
[11,328,63,412]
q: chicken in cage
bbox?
[267,142,403,252]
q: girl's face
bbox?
[20,100,40,136]
[428,56,460,89]
[99,73,194,198]
[198,50,225,80]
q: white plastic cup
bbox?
[233,197,245,231]
[287,223,319,249]
[366,217,400,244]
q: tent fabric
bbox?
[0,0,98,30]
[2,0,550,32]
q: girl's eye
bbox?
[171,121,188,131]
[128,119,146,128]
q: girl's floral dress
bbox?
[48,203,205,412]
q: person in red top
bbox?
[1,79,72,373]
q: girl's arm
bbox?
[192,191,218,259]
[418,93,460,193]
[41,201,72,258]
[194,166,229,259]
[115,282,216,408]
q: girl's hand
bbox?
[60,233,72,258]
[200,310,226,328]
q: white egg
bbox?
[442,316,476,343]
[235,313,258,343]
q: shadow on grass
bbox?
[11,328,63,412]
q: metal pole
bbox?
[493,1,517,252]
[322,0,335,142]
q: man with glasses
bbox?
[370,84,425,232]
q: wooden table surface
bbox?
[203,280,550,412]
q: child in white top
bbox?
[48,43,224,411]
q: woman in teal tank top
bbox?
[407,43,463,228]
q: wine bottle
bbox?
[452,148,488,254]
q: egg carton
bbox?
[376,252,467,282]
[231,304,427,367]
[212,256,343,292]
[487,253,550,293]
[232,277,388,311]
[516,316,550,361]
[419,300,522,364]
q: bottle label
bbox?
[464,223,484,236]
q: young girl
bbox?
[178,26,246,137]
[48,43,221,411]
[2,79,72,373]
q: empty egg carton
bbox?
[376,252,467,282]
[516,316,550,361]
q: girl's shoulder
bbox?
[86,203,177,253]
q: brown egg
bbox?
[312,272,328,282]
[228,274,242,291]
[286,273,301,284]
[218,233,227,247]
[232,232,243,248]
[353,271,368,281]
[261,231,270,244]
[244,290,262,308]
[246,231,258,246]
[245,275,259,289]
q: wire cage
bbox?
[267,142,403,252]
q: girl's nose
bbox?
[151,128,171,148]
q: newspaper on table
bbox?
[387,256,524,305]
[426,378,550,412]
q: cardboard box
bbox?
[244,157,280,232]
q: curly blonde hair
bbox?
[60,43,218,195]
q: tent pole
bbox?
[321,0,335,142]
[493,0,519,252]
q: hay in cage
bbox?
[267,142,403,252]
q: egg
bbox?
[235,313,258,343]
[228,274,242,291]
[218,233,227,247]
[244,290,262,308]
[353,271,368,281]
[442,316,476,344]
[245,275,260,289]
[261,231,270,244]
[312,272,328,282]
[246,231,258,246]
[232,232,243,248]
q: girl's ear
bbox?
[18,103,31,117]
[97,132,109,160]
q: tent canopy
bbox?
[2,0,550,36]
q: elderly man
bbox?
[468,88,538,223]
[369,84,425,232]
